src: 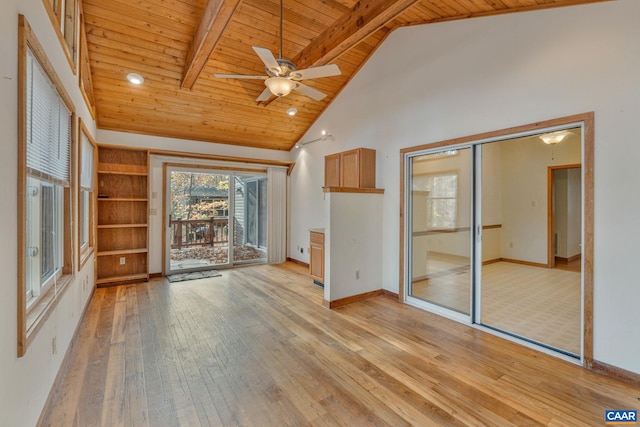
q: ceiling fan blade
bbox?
[214,73,267,80]
[293,82,327,101]
[253,46,281,75]
[256,87,273,102]
[291,64,341,80]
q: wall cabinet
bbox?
[324,148,376,188]
[96,146,149,287]
[309,230,324,285]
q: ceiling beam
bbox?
[181,0,242,90]
[291,0,420,70]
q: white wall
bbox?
[500,134,581,264]
[289,0,640,374]
[326,193,383,301]
[1,1,97,425]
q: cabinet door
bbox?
[309,231,324,282]
[324,153,340,187]
[340,150,360,187]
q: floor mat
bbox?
[167,270,222,283]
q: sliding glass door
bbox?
[166,167,268,275]
[408,148,472,320]
[479,131,582,357]
[405,123,585,359]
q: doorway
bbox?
[165,166,267,275]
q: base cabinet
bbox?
[309,230,324,284]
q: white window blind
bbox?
[80,132,94,190]
[267,167,287,263]
[26,49,71,186]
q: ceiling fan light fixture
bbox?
[265,77,295,97]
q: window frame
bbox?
[18,15,76,357]
[42,0,78,73]
[78,119,96,269]
[78,4,96,119]
[413,171,459,231]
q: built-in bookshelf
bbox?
[96,146,149,287]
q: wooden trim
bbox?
[322,187,385,194]
[381,289,399,300]
[78,6,96,120]
[41,0,77,73]
[78,118,97,271]
[161,163,167,276]
[555,254,581,264]
[148,148,295,175]
[18,15,77,357]
[590,360,640,388]
[286,257,309,268]
[547,163,581,268]
[163,162,267,174]
[325,290,384,309]
[181,0,242,89]
[482,258,502,266]
[582,112,595,367]
[400,113,593,156]
[499,258,548,269]
[292,0,420,69]
[149,273,163,279]
[398,112,595,366]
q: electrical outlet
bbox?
[119,257,126,265]
[355,270,360,280]
[149,208,157,216]
[52,336,57,355]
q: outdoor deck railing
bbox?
[170,216,229,249]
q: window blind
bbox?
[80,131,93,190]
[26,49,71,186]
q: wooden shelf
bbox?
[96,273,148,286]
[98,169,148,176]
[323,187,384,194]
[96,146,149,286]
[97,223,147,229]
[97,248,148,257]
[98,198,148,202]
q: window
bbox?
[78,8,95,118]
[18,15,75,357]
[78,119,95,267]
[415,173,458,230]
[42,0,78,71]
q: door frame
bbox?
[547,164,582,268]
[399,112,594,365]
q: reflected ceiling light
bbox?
[540,131,569,145]
[287,107,297,116]
[126,72,144,85]
[265,77,295,97]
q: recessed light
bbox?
[287,107,297,116]
[126,73,144,85]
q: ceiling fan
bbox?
[213,0,341,102]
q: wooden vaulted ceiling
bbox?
[82,0,608,151]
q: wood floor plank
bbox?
[39,262,640,427]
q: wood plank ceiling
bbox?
[82,0,609,151]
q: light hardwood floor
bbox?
[40,262,638,426]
